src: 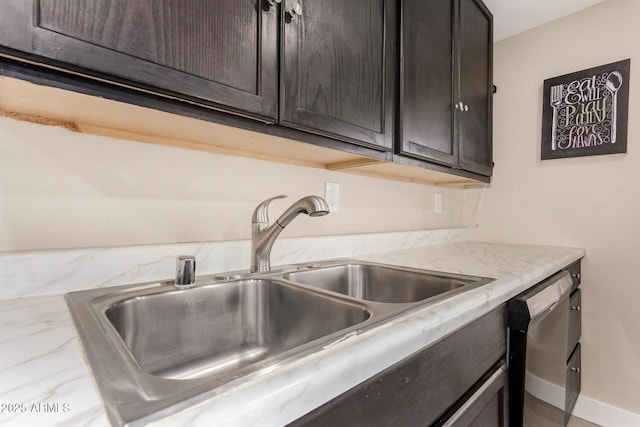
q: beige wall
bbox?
[469,0,640,414]
[0,116,464,252]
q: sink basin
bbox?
[66,277,371,425]
[105,279,369,380]
[283,263,472,303]
[65,259,492,426]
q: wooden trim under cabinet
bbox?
[0,64,487,186]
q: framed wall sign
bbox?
[541,59,630,160]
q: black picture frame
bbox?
[541,59,630,160]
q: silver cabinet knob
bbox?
[266,0,281,11]
[571,367,581,374]
[287,1,302,19]
[455,102,468,112]
[571,305,581,312]
[175,255,196,288]
[571,272,581,281]
[454,104,459,110]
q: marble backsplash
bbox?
[0,228,469,300]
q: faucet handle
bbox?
[252,194,288,224]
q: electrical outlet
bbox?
[434,192,442,214]
[325,182,340,213]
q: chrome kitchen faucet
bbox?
[251,195,329,272]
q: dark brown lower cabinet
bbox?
[289,306,506,427]
[436,363,508,427]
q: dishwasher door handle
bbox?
[525,271,573,319]
[546,300,559,312]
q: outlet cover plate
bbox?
[325,182,340,213]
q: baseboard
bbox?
[526,371,640,426]
[573,394,640,427]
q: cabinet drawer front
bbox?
[565,344,582,424]
[567,261,581,291]
[568,289,581,359]
[440,363,507,427]
[289,306,506,427]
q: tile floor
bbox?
[568,416,601,427]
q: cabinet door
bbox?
[566,344,581,425]
[441,364,508,427]
[281,0,395,150]
[457,0,493,176]
[0,0,278,121]
[398,0,456,166]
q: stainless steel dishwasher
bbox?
[507,270,579,426]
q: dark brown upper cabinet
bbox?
[1,0,494,180]
[457,0,493,176]
[0,0,279,121]
[398,0,493,176]
[280,0,396,150]
[0,0,395,151]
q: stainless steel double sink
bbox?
[66,259,493,426]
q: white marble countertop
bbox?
[0,240,584,427]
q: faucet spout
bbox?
[275,195,329,227]
[251,195,329,273]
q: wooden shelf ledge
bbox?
[0,76,482,187]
